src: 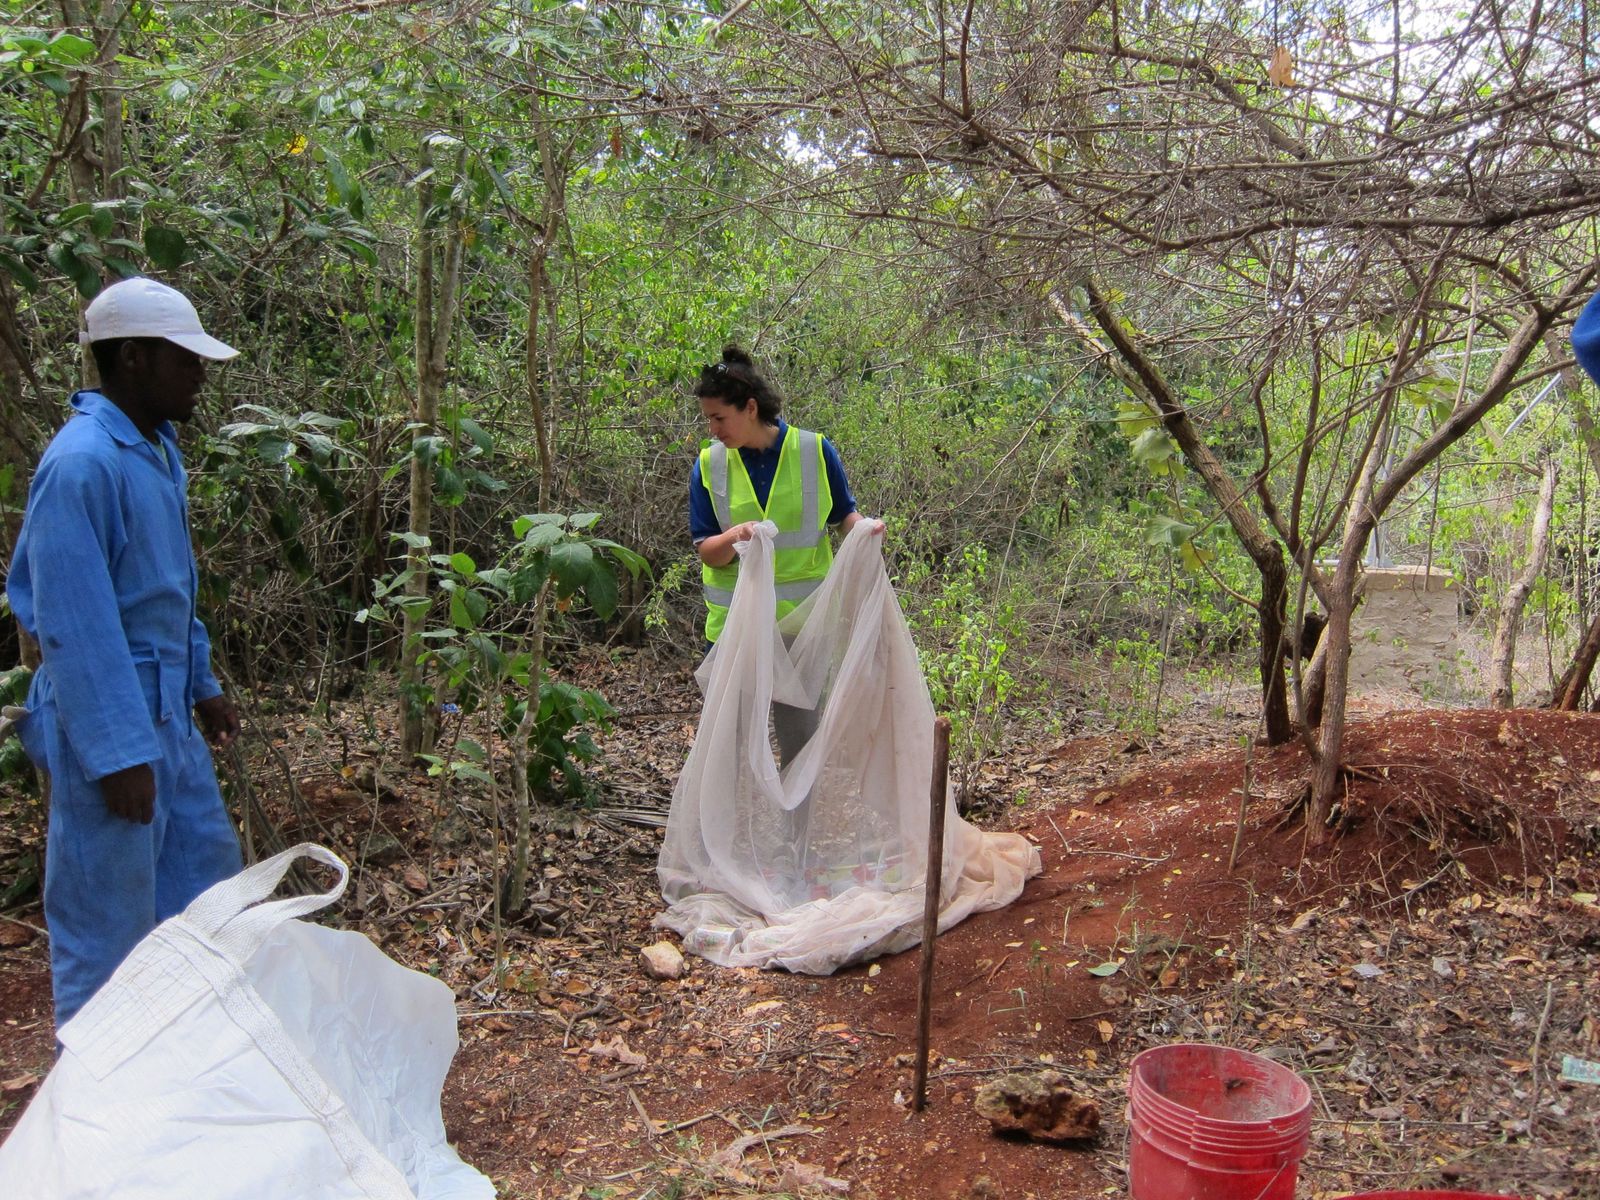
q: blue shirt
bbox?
[8,391,222,780]
[688,419,857,542]
[1573,287,1600,389]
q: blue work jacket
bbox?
[8,391,222,781]
[1574,286,1600,389]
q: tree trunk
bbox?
[1548,610,1600,709]
[1065,281,1294,743]
[1308,268,1598,836]
[525,86,564,509]
[1489,456,1557,708]
[503,591,547,915]
[399,137,468,756]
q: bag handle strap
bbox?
[181,842,349,962]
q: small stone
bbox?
[973,1071,1100,1142]
[360,829,404,867]
[969,1175,1003,1200]
[640,941,686,980]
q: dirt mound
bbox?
[2,705,1596,1199]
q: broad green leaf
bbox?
[1144,514,1196,550]
[143,225,187,269]
[0,253,38,292]
[458,416,493,453]
[550,542,594,591]
[45,32,95,63]
[595,541,649,579]
[46,242,99,297]
[512,512,564,538]
[584,563,619,619]
[1129,427,1178,469]
[520,522,562,550]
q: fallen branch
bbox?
[710,1123,819,1168]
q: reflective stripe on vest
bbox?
[701,576,823,608]
[704,434,824,552]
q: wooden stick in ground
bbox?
[1228,732,1254,872]
[913,715,952,1113]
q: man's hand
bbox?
[195,694,240,749]
[100,763,156,824]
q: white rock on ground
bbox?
[639,941,686,980]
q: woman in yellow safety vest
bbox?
[689,345,878,763]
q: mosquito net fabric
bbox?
[656,521,1041,973]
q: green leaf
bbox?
[592,540,650,579]
[457,416,493,454]
[322,149,357,206]
[520,522,563,550]
[550,542,594,591]
[1115,400,1159,436]
[509,560,548,603]
[335,237,378,267]
[1178,540,1215,574]
[1086,959,1123,977]
[512,512,564,538]
[1129,426,1178,470]
[584,563,619,619]
[448,551,478,577]
[475,567,512,594]
[46,242,99,297]
[0,253,38,292]
[143,225,187,269]
[45,32,95,63]
[1144,514,1196,551]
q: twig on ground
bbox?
[1527,980,1556,1137]
[627,1086,656,1142]
[710,1123,818,1168]
[0,912,46,937]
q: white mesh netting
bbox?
[656,521,1041,973]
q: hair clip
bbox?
[712,361,729,375]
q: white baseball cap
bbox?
[80,277,239,360]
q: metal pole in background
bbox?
[913,715,951,1113]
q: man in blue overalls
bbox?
[8,277,244,1030]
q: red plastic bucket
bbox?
[1128,1044,1312,1200]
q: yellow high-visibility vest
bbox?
[699,426,833,643]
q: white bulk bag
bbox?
[657,521,1041,972]
[0,844,493,1200]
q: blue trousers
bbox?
[24,699,242,1029]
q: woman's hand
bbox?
[699,521,763,568]
[842,512,886,538]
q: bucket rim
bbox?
[1129,1042,1313,1123]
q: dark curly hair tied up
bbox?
[695,345,783,424]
